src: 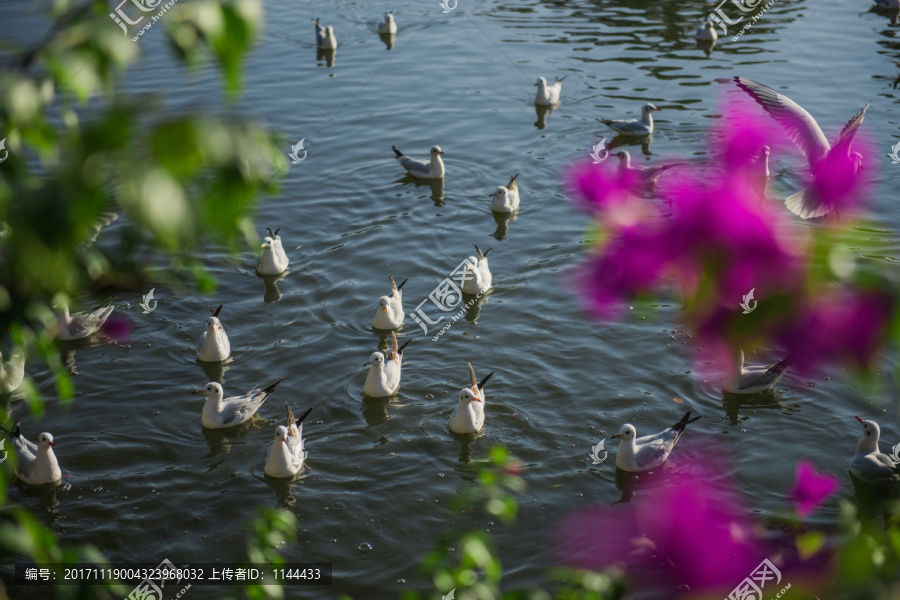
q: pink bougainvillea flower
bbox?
[100,312,131,343]
[789,459,840,518]
[776,288,894,374]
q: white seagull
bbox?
[314,18,337,49]
[363,331,410,398]
[55,303,115,340]
[257,227,290,276]
[614,150,679,189]
[462,245,492,295]
[734,76,869,219]
[534,76,564,106]
[265,403,313,478]
[449,363,494,434]
[378,12,397,34]
[490,174,520,213]
[194,377,284,429]
[372,275,407,330]
[196,304,231,363]
[612,411,701,472]
[392,145,445,179]
[0,347,25,394]
[695,19,717,41]
[850,416,899,483]
[599,103,660,137]
[11,421,61,485]
[722,351,791,395]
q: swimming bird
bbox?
[722,351,791,394]
[372,275,407,330]
[196,305,231,363]
[11,421,61,485]
[506,173,520,205]
[534,76,564,106]
[194,377,284,429]
[378,12,397,34]
[599,103,660,137]
[392,145,445,179]
[612,411,701,472]
[461,245,492,295]
[614,150,679,190]
[490,174,520,213]
[449,363,494,434]
[0,347,25,394]
[694,19,717,41]
[734,76,869,219]
[314,18,337,49]
[363,332,410,398]
[850,416,899,483]
[55,303,115,340]
[265,403,313,478]
[257,228,289,276]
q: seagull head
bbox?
[38,432,55,448]
[261,236,275,250]
[642,103,660,114]
[206,315,224,332]
[489,186,509,200]
[275,425,289,444]
[430,145,444,157]
[615,150,630,161]
[325,25,334,34]
[193,382,224,398]
[535,76,547,88]
[855,415,881,441]
[364,351,385,368]
[378,297,391,313]
[384,12,394,22]
[459,388,482,404]
[611,424,636,440]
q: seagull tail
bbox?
[295,407,313,426]
[392,146,404,158]
[397,337,412,355]
[672,411,701,432]
[397,278,408,291]
[766,356,793,375]
[478,371,494,390]
[598,119,613,127]
[262,377,286,396]
[785,186,831,220]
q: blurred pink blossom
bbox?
[789,459,840,518]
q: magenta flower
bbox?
[789,459,840,518]
[100,312,131,343]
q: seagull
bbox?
[265,403,313,478]
[614,150,679,190]
[612,411,701,472]
[734,76,869,219]
[363,331,410,398]
[314,18,337,49]
[534,76,564,106]
[392,145,445,179]
[599,103,660,137]
[750,145,771,198]
[0,347,25,394]
[193,377,284,429]
[55,303,115,340]
[490,175,520,213]
[850,416,899,483]
[372,275,407,330]
[722,351,792,394]
[257,228,289,276]
[11,421,61,485]
[449,363,494,434]
[695,19,717,41]
[378,11,397,34]
[196,305,231,363]
[461,245,492,295]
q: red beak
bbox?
[855,415,863,423]
[49,441,56,447]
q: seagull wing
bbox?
[832,103,869,154]
[734,77,831,169]
[397,155,431,175]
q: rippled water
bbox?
[4,0,900,598]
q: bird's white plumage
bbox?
[265,404,311,478]
[449,363,492,434]
[722,351,791,395]
[363,332,406,397]
[195,378,283,429]
[490,174,520,214]
[257,229,289,276]
[461,246,492,295]
[600,103,659,136]
[0,347,25,394]
[196,307,231,363]
[534,76,563,106]
[372,275,405,330]
[850,417,899,483]
[56,304,114,340]
[315,19,337,49]
[378,12,397,34]
[613,412,699,472]
[393,145,445,179]
[694,20,717,41]
[12,423,61,485]
[614,150,678,189]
